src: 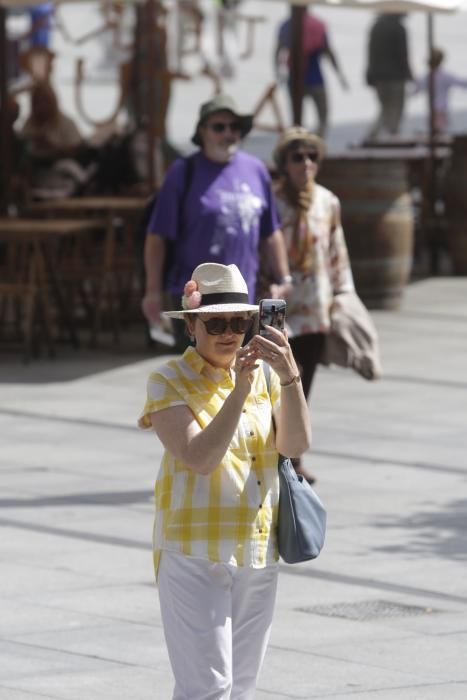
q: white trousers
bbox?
[158,550,279,700]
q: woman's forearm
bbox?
[144,234,166,295]
[153,386,249,476]
[183,388,248,474]
[275,381,312,458]
[152,344,259,476]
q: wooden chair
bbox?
[0,237,51,362]
[176,0,203,66]
[252,82,286,134]
[236,12,266,60]
[74,58,132,129]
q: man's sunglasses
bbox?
[289,151,319,164]
[208,121,243,134]
[200,316,253,335]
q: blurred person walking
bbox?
[141,94,292,350]
[139,262,310,700]
[365,13,413,139]
[409,48,467,132]
[272,127,355,483]
[275,7,348,138]
[29,3,54,49]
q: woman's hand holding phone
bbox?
[249,324,299,386]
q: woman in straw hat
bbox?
[273,127,354,482]
[139,262,310,700]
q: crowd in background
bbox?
[6,4,467,198]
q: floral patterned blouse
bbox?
[276,183,355,336]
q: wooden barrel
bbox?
[445,135,467,274]
[318,154,414,310]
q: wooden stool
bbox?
[252,82,286,134]
[0,238,52,362]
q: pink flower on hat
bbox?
[182,280,202,310]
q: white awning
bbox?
[262,0,467,12]
[0,0,144,8]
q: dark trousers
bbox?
[289,333,326,401]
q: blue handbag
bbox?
[277,454,327,563]
[264,364,327,564]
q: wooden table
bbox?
[358,133,452,149]
[28,196,150,214]
[27,197,150,344]
[0,217,106,360]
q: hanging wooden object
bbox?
[252,82,286,134]
[74,57,131,128]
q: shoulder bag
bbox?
[264,363,327,564]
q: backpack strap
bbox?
[262,361,277,435]
[162,154,195,287]
[179,153,195,217]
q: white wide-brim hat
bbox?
[164,263,259,319]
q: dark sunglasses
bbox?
[200,316,253,335]
[289,151,319,164]
[209,121,243,134]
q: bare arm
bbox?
[324,44,349,90]
[149,344,259,475]
[274,44,289,83]
[263,229,293,299]
[141,233,166,324]
[249,328,311,458]
[275,377,312,458]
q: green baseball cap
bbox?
[191,94,254,146]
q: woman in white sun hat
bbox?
[139,262,311,700]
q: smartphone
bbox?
[258,299,286,341]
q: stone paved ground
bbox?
[1,276,467,699]
[4,5,467,696]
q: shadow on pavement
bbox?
[0,326,171,384]
[371,498,467,561]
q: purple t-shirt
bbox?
[147,150,279,301]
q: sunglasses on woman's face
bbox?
[289,151,319,164]
[200,316,253,335]
[208,121,242,134]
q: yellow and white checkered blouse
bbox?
[139,347,281,577]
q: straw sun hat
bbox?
[273,126,325,173]
[164,263,259,319]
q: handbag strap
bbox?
[263,360,271,395]
[263,362,277,434]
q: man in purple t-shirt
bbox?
[141,94,292,343]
